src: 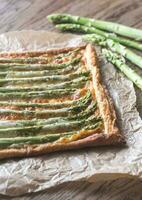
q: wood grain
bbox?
[1,178,142,200]
[0,0,141,199]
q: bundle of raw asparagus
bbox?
[47,14,142,90]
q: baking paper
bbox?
[0,30,141,196]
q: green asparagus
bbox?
[0,91,91,108]
[0,100,96,129]
[0,57,81,71]
[0,115,101,138]
[0,64,79,77]
[0,134,67,148]
[55,23,142,51]
[0,71,90,86]
[102,49,142,90]
[0,88,77,99]
[0,122,101,148]
[83,34,142,70]
[0,94,92,117]
[0,76,89,92]
[48,14,142,40]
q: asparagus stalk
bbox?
[0,91,91,108]
[0,88,77,99]
[0,100,96,129]
[102,49,142,90]
[83,34,142,70]
[0,71,90,87]
[0,76,89,92]
[0,118,65,129]
[0,57,81,71]
[0,115,101,138]
[0,71,90,86]
[48,14,142,40]
[0,122,101,148]
[0,64,79,77]
[0,133,67,148]
[0,94,92,117]
[55,23,142,51]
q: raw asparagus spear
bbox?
[84,34,142,70]
[55,23,142,51]
[102,49,142,90]
[48,14,142,40]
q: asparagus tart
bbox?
[0,44,124,159]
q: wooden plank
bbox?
[0,179,142,200]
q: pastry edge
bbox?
[84,44,122,136]
[0,133,125,159]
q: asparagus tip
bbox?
[56,24,86,33]
[47,14,59,22]
[47,13,70,23]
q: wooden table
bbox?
[0,0,142,199]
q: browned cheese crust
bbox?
[0,44,125,159]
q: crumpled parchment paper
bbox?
[0,30,141,196]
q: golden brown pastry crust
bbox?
[0,44,125,159]
[84,44,120,135]
[0,133,124,159]
[0,46,85,57]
